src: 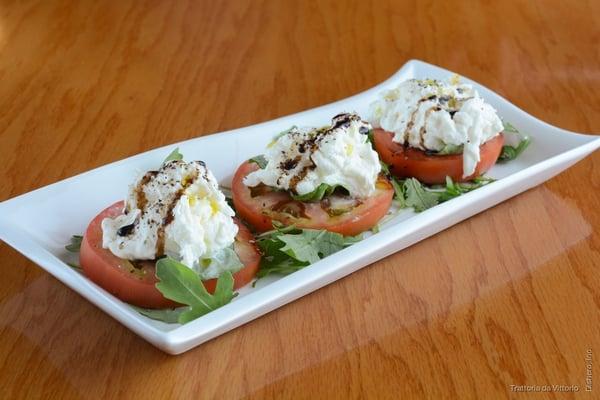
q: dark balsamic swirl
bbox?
[276,113,371,194]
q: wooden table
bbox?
[1,0,598,398]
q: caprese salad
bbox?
[65,76,530,324]
[232,112,394,236]
[73,153,260,322]
[370,77,507,184]
[365,76,529,212]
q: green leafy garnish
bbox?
[66,262,82,271]
[256,225,360,279]
[498,137,531,162]
[435,143,464,155]
[503,121,519,133]
[380,161,406,207]
[154,257,236,324]
[291,183,338,202]
[162,147,184,166]
[367,129,375,146]
[132,306,185,324]
[278,230,360,263]
[389,177,406,207]
[379,160,391,176]
[498,122,531,162]
[249,155,268,169]
[387,176,495,213]
[435,176,494,202]
[197,246,243,280]
[378,153,495,213]
[403,178,440,212]
[65,235,83,252]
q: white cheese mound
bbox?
[244,113,381,198]
[369,78,504,177]
[101,160,238,273]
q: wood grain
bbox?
[0,0,599,398]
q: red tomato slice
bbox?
[231,161,394,236]
[79,201,260,309]
[372,128,504,184]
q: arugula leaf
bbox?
[367,129,374,146]
[162,147,183,166]
[278,231,324,264]
[503,121,519,133]
[257,220,299,237]
[472,176,495,185]
[256,227,307,277]
[291,183,337,202]
[279,230,349,263]
[132,306,186,324]
[249,155,268,169]
[498,137,531,162]
[256,226,360,279]
[435,176,494,202]
[435,143,464,155]
[435,176,463,202]
[397,176,495,212]
[155,257,236,324]
[403,178,439,212]
[66,262,82,271]
[65,235,83,252]
[379,160,391,176]
[197,246,243,280]
[256,257,307,280]
[390,176,406,207]
[379,160,406,207]
[498,122,531,162]
[315,231,361,255]
[381,151,494,213]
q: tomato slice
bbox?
[372,128,504,184]
[231,161,394,236]
[79,201,260,309]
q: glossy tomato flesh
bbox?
[231,161,394,236]
[79,201,260,309]
[372,128,504,184]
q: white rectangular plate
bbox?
[1,60,599,354]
